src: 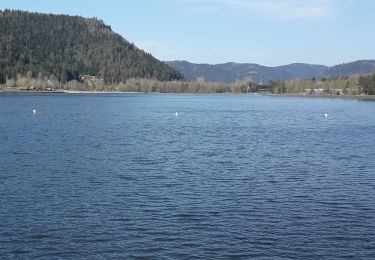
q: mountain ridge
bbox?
[167,60,375,84]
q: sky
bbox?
[0,0,374,66]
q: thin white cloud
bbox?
[175,0,342,20]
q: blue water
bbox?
[1,93,375,259]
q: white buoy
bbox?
[175,112,179,117]
[33,109,36,115]
[324,113,328,118]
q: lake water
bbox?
[1,93,375,259]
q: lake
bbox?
[1,93,375,259]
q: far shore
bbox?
[1,88,375,101]
[0,89,141,94]
[266,93,375,101]
[63,90,141,94]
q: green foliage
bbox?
[359,74,375,95]
[0,10,183,84]
[270,80,286,94]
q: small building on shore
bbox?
[305,88,324,95]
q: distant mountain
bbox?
[166,61,236,83]
[167,60,375,84]
[0,10,183,84]
[214,62,328,83]
[323,60,375,78]
[167,61,327,84]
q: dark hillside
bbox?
[0,10,183,84]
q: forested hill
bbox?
[0,10,183,84]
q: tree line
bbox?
[1,73,267,94]
[269,74,375,95]
[3,70,375,95]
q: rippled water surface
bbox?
[1,93,375,259]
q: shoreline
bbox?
[0,89,141,94]
[63,90,141,94]
[1,89,375,101]
[266,93,375,101]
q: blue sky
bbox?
[1,0,374,66]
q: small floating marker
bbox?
[175,112,179,117]
[33,109,36,115]
[324,113,328,118]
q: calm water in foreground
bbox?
[1,93,375,259]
